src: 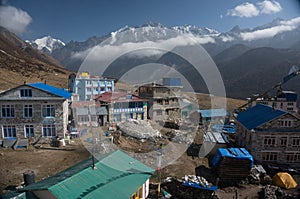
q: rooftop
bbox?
[198,109,229,118]
[236,104,286,130]
[23,150,154,199]
[28,82,71,99]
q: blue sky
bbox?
[0,0,300,42]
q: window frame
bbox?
[42,124,56,137]
[1,104,15,118]
[24,124,34,138]
[24,104,33,118]
[2,125,17,138]
[41,104,55,117]
[20,89,32,97]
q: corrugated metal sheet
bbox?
[23,150,154,199]
[198,109,228,118]
[236,104,286,130]
[28,82,71,99]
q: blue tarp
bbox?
[211,124,236,134]
[182,182,218,191]
[211,148,254,168]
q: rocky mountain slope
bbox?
[0,26,71,91]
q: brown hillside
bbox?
[0,26,72,91]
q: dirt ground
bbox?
[0,140,90,193]
[1,128,300,199]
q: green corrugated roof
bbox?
[23,150,154,199]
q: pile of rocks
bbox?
[166,129,194,144]
[263,185,293,199]
[183,175,213,188]
[117,120,161,140]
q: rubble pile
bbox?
[117,120,160,139]
[263,185,294,199]
[183,175,213,188]
[166,129,194,144]
[157,180,218,199]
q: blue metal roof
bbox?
[198,109,228,118]
[28,83,71,99]
[211,148,254,168]
[237,104,286,130]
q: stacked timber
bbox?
[211,148,253,183]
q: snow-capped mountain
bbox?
[26,36,65,53]
[47,17,300,71]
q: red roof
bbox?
[94,92,147,103]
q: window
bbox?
[24,105,33,118]
[78,115,89,122]
[287,102,294,106]
[2,125,16,138]
[286,153,300,162]
[291,137,300,147]
[287,107,294,111]
[156,99,163,105]
[1,105,15,118]
[42,104,55,117]
[280,120,293,127]
[20,89,32,97]
[24,125,34,137]
[91,116,97,122]
[280,137,288,146]
[262,152,278,161]
[263,136,276,146]
[42,125,56,137]
[165,99,169,105]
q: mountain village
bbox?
[0,5,300,198]
[0,64,299,199]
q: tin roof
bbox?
[236,104,286,130]
[198,109,229,118]
[23,150,154,199]
[28,83,71,99]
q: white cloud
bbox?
[258,0,282,14]
[220,35,234,42]
[227,1,282,18]
[72,34,215,61]
[227,2,259,18]
[240,17,300,41]
[0,5,32,34]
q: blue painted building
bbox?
[74,72,115,101]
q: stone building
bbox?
[235,104,300,168]
[0,83,71,142]
[138,78,182,121]
[94,92,147,123]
